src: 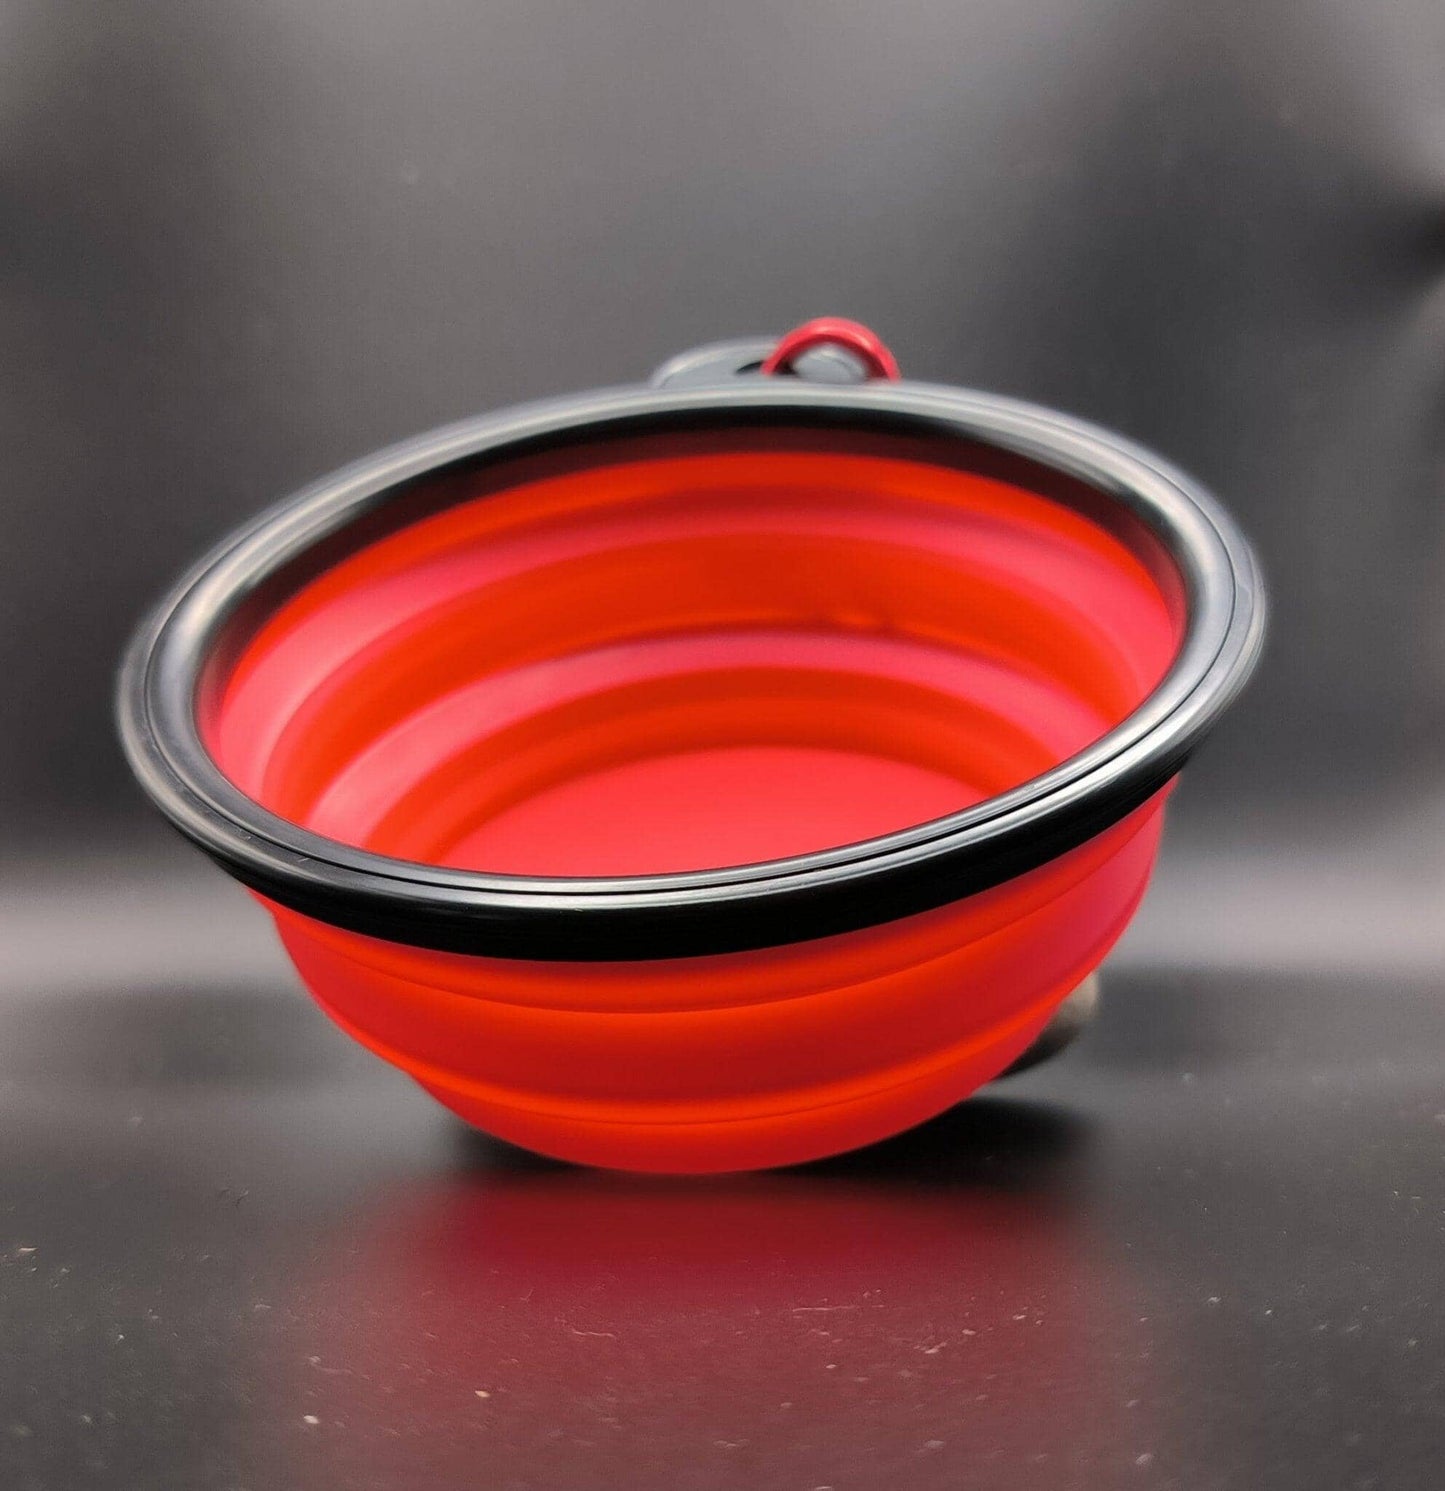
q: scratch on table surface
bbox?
[570,1328,619,1340]
[792,1305,860,1314]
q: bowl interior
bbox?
[203,436,1184,878]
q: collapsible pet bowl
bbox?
[118,319,1264,1173]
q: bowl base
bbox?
[994,974,1100,1078]
[442,741,980,876]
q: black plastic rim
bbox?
[117,375,1265,960]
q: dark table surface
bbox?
[3,836,1442,1491]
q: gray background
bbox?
[2,3,1442,1488]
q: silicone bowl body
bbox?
[118,351,1263,1172]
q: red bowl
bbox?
[118,321,1263,1172]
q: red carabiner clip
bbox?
[760,317,901,380]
